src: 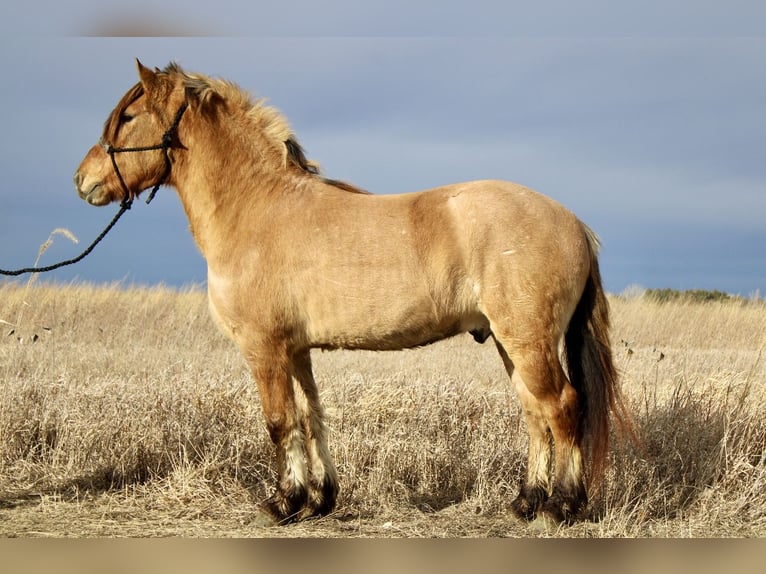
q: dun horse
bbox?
[75,61,629,524]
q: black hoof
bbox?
[260,486,308,525]
[299,476,339,520]
[510,485,548,521]
[540,491,586,525]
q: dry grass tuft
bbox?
[1,282,765,536]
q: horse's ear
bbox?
[136,59,158,94]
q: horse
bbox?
[74,60,631,525]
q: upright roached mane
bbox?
[75,61,632,525]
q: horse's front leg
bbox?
[292,350,339,518]
[245,339,308,524]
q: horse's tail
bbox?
[564,224,634,490]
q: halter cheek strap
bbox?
[104,101,188,207]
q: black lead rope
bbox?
[0,102,187,277]
[0,199,133,276]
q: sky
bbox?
[0,2,765,296]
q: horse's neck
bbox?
[171,127,298,261]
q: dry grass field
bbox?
[1,280,765,537]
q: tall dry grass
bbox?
[0,281,765,536]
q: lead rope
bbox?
[0,199,133,276]
[0,102,187,277]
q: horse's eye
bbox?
[120,113,134,124]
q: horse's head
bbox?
[74,60,187,206]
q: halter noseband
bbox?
[102,101,188,208]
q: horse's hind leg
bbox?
[495,340,552,519]
[244,339,308,523]
[497,337,587,523]
[291,350,339,518]
[519,345,586,522]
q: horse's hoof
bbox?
[510,485,548,522]
[541,495,583,525]
[300,477,339,520]
[258,496,301,525]
[510,498,537,522]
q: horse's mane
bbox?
[165,62,370,195]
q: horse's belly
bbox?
[303,288,486,351]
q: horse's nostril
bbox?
[73,171,82,189]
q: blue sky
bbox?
[1,2,764,296]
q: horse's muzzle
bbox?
[74,171,108,206]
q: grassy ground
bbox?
[1,281,765,537]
